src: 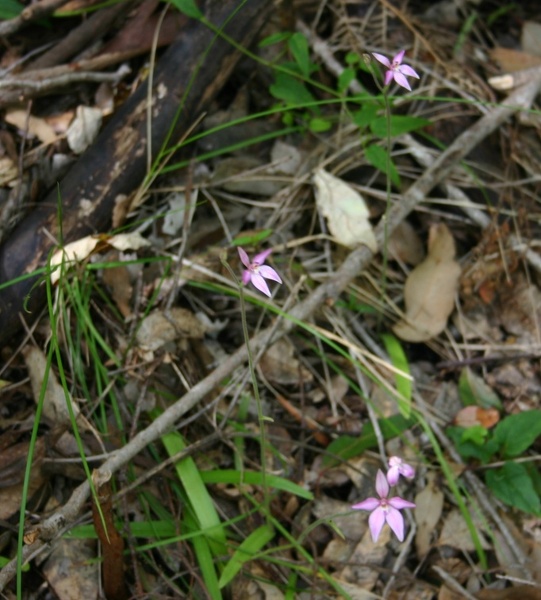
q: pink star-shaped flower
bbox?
[386,456,415,486]
[372,50,420,91]
[352,470,416,542]
[238,247,282,297]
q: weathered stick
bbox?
[1,60,539,591]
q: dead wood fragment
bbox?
[0,0,272,347]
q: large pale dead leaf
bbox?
[50,232,150,284]
[5,108,58,144]
[414,472,444,557]
[66,105,103,154]
[24,346,80,425]
[259,338,313,386]
[393,223,461,342]
[313,169,377,251]
[136,308,206,352]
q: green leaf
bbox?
[259,31,291,48]
[309,117,332,132]
[446,425,499,463]
[288,32,311,78]
[352,103,378,128]
[461,424,489,445]
[219,524,274,588]
[458,367,502,409]
[485,462,541,515]
[232,229,273,247]
[338,67,356,93]
[493,410,541,458]
[200,470,313,500]
[167,0,202,19]
[0,0,23,18]
[324,414,414,465]
[380,333,412,417]
[159,427,227,558]
[270,73,316,106]
[365,143,400,187]
[370,116,431,138]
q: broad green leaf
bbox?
[288,32,311,78]
[352,103,378,128]
[219,524,274,588]
[365,143,400,187]
[493,409,541,458]
[184,509,222,600]
[458,367,502,409]
[159,427,227,558]
[370,116,431,138]
[200,470,313,500]
[0,0,23,18]
[309,117,332,132]
[338,67,356,93]
[461,424,489,445]
[324,414,414,465]
[270,73,316,106]
[485,462,541,515]
[380,333,412,417]
[446,425,499,463]
[167,0,202,19]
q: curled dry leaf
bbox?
[454,405,500,428]
[50,232,150,284]
[393,223,461,342]
[136,308,206,352]
[313,168,377,251]
[259,338,313,386]
[66,105,103,154]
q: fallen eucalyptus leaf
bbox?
[313,168,377,251]
[393,223,461,342]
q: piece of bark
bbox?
[0,0,272,347]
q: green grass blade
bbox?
[218,524,274,588]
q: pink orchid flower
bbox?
[238,247,282,297]
[372,50,420,91]
[386,456,415,486]
[352,470,416,542]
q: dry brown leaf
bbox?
[314,168,377,251]
[393,223,461,342]
[102,259,133,318]
[5,108,58,144]
[259,338,313,386]
[438,508,491,551]
[454,406,500,429]
[50,232,150,284]
[23,346,80,425]
[414,471,444,557]
[136,308,206,352]
[490,48,541,73]
[42,538,99,600]
[476,586,541,600]
[66,105,103,154]
[388,220,425,265]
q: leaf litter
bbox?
[0,0,541,599]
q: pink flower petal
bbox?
[383,70,394,86]
[386,466,400,486]
[250,272,271,297]
[372,53,391,68]
[375,470,389,498]
[388,497,416,510]
[242,271,252,285]
[238,247,251,268]
[253,248,273,265]
[392,49,406,65]
[352,497,380,511]
[258,265,282,283]
[385,506,405,541]
[393,72,411,91]
[368,507,386,542]
[399,64,419,79]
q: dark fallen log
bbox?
[0,0,272,347]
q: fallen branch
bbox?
[0,0,71,36]
[1,66,540,591]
